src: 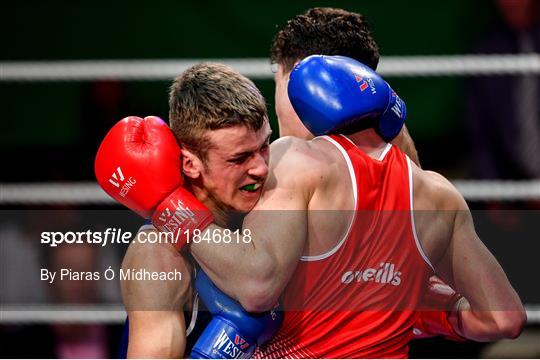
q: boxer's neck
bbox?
[186,181,241,229]
[347,128,389,159]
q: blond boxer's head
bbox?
[169,63,271,214]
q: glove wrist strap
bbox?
[151,187,214,250]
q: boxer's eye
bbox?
[229,154,250,165]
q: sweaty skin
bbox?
[189,128,525,341]
[121,232,193,358]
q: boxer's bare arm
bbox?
[421,172,526,341]
[190,137,320,312]
[122,232,192,358]
[391,125,420,167]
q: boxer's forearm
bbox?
[435,193,525,341]
[192,138,313,311]
[451,298,525,341]
[450,274,525,341]
[190,224,281,312]
[191,207,307,312]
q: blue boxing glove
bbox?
[288,55,407,141]
[190,270,282,359]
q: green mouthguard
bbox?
[242,184,257,191]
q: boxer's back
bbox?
[256,134,432,358]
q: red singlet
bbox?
[255,135,433,358]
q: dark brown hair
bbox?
[271,7,380,72]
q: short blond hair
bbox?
[169,63,268,160]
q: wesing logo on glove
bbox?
[390,91,405,120]
[354,73,377,95]
[355,75,369,92]
[108,166,136,198]
[156,199,196,233]
[212,329,251,359]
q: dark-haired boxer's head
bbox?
[271,7,380,73]
[169,63,271,214]
[271,7,380,139]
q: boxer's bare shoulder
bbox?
[262,136,352,257]
[269,136,346,185]
[410,162,470,265]
[411,162,467,212]
[265,136,338,199]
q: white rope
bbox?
[452,180,540,201]
[1,304,538,324]
[0,304,126,324]
[2,54,539,81]
[0,182,114,204]
[378,54,540,76]
[525,304,540,325]
[2,180,539,204]
[0,59,272,81]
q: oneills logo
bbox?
[342,262,402,286]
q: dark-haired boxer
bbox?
[190,56,526,358]
[98,56,525,358]
[268,6,472,344]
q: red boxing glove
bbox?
[413,275,466,342]
[95,116,213,250]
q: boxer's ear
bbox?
[181,148,203,179]
[288,60,301,79]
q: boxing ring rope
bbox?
[0,305,126,324]
[1,180,539,204]
[3,55,539,204]
[1,304,539,325]
[2,180,538,325]
[1,54,539,81]
[2,54,538,326]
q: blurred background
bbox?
[1,0,539,358]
